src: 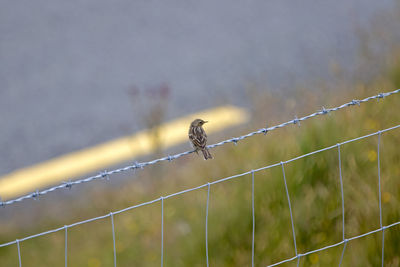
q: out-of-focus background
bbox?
[1,1,400,266]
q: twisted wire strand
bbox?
[1,89,398,207]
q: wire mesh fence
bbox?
[1,89,400,266]
[1,123,399,266]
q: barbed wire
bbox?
[1,89,399,207]
[1,123,399,267]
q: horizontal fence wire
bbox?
[1,89,399,207]
[267,221,400,267]
[1,124,399,250]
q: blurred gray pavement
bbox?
[0,0,396,175]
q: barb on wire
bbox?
[1,124,399,250]
[100,170,110,181]
[1,89,399,207]
[263,124,269,135]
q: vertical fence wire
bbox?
[337,144,347,266]
[161,197,164,267]
[296,256,301,267]
[382,227,385,267]
[377,132,383,228]
[251,171,255,267]
[110,212,117,267]
[64,226,68,267]
[377,132,384,267]
[381,229,385,267]
[337,144,346,241]
[205,183,211,267]
[16,239,21,267]
[338,241,347,267]
[280,162,298,256]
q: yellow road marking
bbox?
[0,105,249,200]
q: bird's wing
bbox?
[189,127,207,149]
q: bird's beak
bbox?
[204,121,208,123]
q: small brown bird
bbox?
[188,119,213,160]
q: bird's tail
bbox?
[202,148,213,160]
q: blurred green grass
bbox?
[2,19,400,267]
